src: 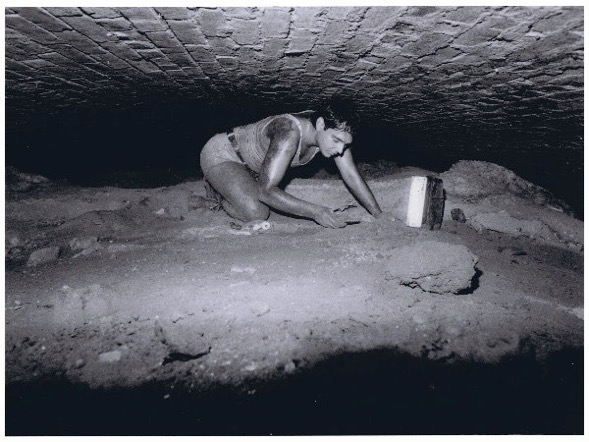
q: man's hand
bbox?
[333,204,375,224]
[314,206,347,228]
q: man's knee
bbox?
[240,200,270,222]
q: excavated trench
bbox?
[4,168,584,435]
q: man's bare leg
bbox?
[203,161,270,222]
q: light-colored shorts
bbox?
[199,133,242,176]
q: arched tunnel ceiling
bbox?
[4,6,584,158]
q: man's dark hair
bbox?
[320,96,357,134]
[294,97,357,134]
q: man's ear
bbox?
[315,117,325,131]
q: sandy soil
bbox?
[4,165,584,435]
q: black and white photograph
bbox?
[3,4,584,436]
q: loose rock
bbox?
[384,241,479,294]
[451,208,466,223]
[99,350,122,363]
[468,210,557,242]
[27,246,60,267]
[69,236,99,251]
[156,320,211,360]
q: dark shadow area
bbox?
[5,101,583,217]
[6,345,583,435]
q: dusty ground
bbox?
[4,163,584,435]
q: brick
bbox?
[50,29,100,51]
[146,30,181,49]
[118,8,158,21]
[154,7,194,21]
[99,41,143,62]
[59,15,116,44]
[216,55,239,70]
[292,8,322,28]
[283,54,307,69]
[127,58,161,74]
[207,37,239,56]
[453,22,501,46]
[49,44,96,64]
[137,48,162,61]
[21,58,57,70]
[187,45,217,63]
[5,59,37,75]
[119,8,168,32]
[12,7,72,32]
[95,18,134,33]
[199,8,231,37]
[261,8,290,38]
[443,7,488,24]
[181,66,207,79]
[325,7,354,20]
[199,62,221,77]
[8,37,50,56]
[168,20,207,45]
[287,29,316,54]
[237,46,261,62]
[224,7,260,20]
[407,6,441,17]
[358,7,400,32]
[5,15,61,45]
[43,7,83,17]
[165,51,195,68]
[125,40,155,50]
[6,70,30,81]
[81,7,123,19]
[322,20,349,45]
[151,57,178,70]
[231,19,260,45]
[5,26,23,41]
[6,48,31,61]
[345,34,378,54]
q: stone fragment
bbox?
[99,350,122,363]
[243,362,258,372]
[250,301,270,317]
[27,246,60,267]
[451,208,466,223]
[231,265,256,274]
[69,236,99,251]
[468,210,557,241]
[384,241,478,294]
[5,230,25,248]
[284,360,297,373]
[50,284,113,322]
[156,320,210,360]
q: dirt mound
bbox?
[441,160,571,213]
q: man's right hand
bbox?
[314,206,347,228]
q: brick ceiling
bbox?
[4,6,585,182]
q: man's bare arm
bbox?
[334,148,382,217]
[257,118,345,228]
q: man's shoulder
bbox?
[267,114,300,138]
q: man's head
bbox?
[319,97,356,134]
[315,97,356,157]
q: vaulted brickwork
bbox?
[4,6,584,208]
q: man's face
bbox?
[318,128,353,158]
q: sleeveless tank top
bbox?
[231,114,320,173]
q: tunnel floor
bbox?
[6,346,583,435]
[4,172,584,435]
